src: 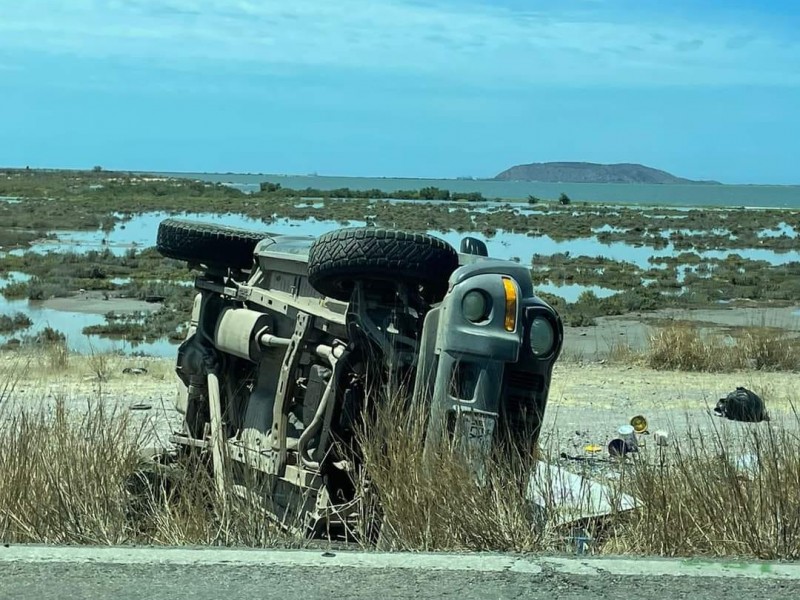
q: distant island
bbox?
[494,162,721,185]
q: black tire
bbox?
[156,218,270,270]
[307,228,459,302]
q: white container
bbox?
[617,424,638,451]
[653,430,669,447]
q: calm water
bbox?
[0,270,175,354]
[0,294,173,355]
[5,208,800,356]
[157,172,800,209]
[19,212,800,268]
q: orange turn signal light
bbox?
[502,277,518,332]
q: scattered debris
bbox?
[607,438,632,457]
[617,424,639,451]
[584,444,603,453]
[129,403,152,411]
[630,414,648,433]
[560,451,611,464]
[714,387,770,423]
[653,430,670,446]
[527,461,639,526]
[122,367,148,375]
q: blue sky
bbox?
[1,1,798,184]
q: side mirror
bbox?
[460,237,488,257]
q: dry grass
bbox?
[606,412,800,559]
[353,389,552,552]
[2,353,800,559]
[0,397,143,544]
[45,341,70,371]
[0,398,298,547]
[354,386,800,559]
[646,324,800,372]
[0,360,292,547]
[606,338,642,365]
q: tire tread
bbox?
[307,228,459,301]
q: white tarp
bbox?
[527,461,639,526]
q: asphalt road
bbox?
[1,547,799,600]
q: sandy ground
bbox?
[563,304,800,359]
[0,353,182,448]
[2,351,793,463]
[545,361,797,461]
[42,292,163,315]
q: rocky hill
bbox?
[494,162,719,184]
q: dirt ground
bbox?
[2,351,793,462]
[545,361,796,459]
[42,292,163,314]
[0,353,182,448]
[563,304,800,360]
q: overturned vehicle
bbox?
[155,218,564,536]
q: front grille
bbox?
[506,369,545,394]
[501,368,546,443]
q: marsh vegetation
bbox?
[1,168,798,348]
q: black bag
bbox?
[713,387,770,423]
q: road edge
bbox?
[1,545,798,580]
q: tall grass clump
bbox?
[738,327,800,371]
[0,379,291,547]
[0,398,144,544]
[646,324,799,372]
[3,348,800,559]
[353,387,559,552]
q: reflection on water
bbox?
[593,224,628,234]
[659,227,733,238]
[437,229,800,268]
[0,274,176,356]
[0,271,32,284]
[4,210,800,356]
[0,294,177,356]
[534,283,618,303]
[222,183,260,194]
[21,212,367,256]
[10,211,798,269]
[757,222,799,239]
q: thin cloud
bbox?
[674,39,705,52]
[0,0,797,86]
[726,34,757,50]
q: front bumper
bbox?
[417,261,564,454]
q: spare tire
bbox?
[156,218,270,270]
[307,228,459,302]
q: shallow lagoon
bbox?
[16,212,800,269]
[3,211,799,356]
[0,294,175,356]
[0,272,176,356]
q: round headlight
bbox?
[462,290,491,323]
[529,316,555,356]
